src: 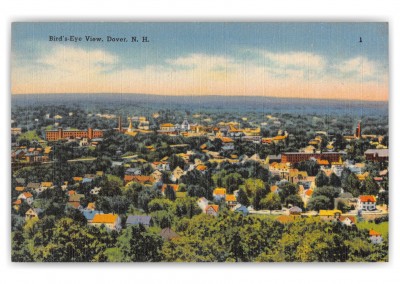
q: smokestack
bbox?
[118,116,122,132]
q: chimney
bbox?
[118,116,122,132]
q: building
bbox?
[126,215,152,227]
[225,194,237,208]
[11,128,22,135]
[25,208,43,221]
[45,127,103,141]
[205,205,219,217]
[369,229,383,244]
[90,213,121,231]
[365,149,389,162]
[289,206,303,216]
[281,152,341,164]
[17,192,33,205]
[355,121,362,138]
[357,195,377,211]
[197,197,209,212]
[319,210,342,220]
[213,187,226,201]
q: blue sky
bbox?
[11,22,389,100]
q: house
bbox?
[68,194,85,209]
[61,182,68,191]
[26,182,40,192]
[220,137,235,151]
[365,149,389,162]
[289,206,302,216]
[90,187,101,195]
[15,178,26,185]
[225,194,237,208]
[124,175,155,185]
[339,216,356,226]
[160,227,180,241]
[369,229,383,244]
[151,170,163,182]
[231,204,249,216]
[205,205,219,217]
[25,208,43,221]
[81,178,93,184]
[73,177,83,183]
[126,215,152,227]
[12,199,22,211]
[171,166,184,182]
[81,210,103,223]
[90,213,122,231]
[213,187,226,201]
[197,197,209,212]
[151,161,170,171]
[161,184,180,196]
[17,192,34,205]
[358,195,377,211]
[159,123,175,132]
[36,182,53,194]
[319,210,342,220]
[15,186,25,192]
[125,168,142,176]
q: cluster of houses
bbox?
[11,114,388,245]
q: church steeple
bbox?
[128,117,133,132]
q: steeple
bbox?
[128,117,133,132]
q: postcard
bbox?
[11,22,388,262]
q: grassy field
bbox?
[356,221,389,240]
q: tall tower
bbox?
[355,121,362,138]
[128,117,133,133]
[118,116,122,132]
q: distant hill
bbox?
[11,93,388,116]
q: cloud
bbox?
[262,51,326,70]
[11,46,388,101]
[40,46,118,74]
[333,56,382,81]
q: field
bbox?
[356,221,389,240]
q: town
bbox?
[11,100,389,262]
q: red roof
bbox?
[22,192,33,198]
[359,195,376,203]
[161,184,179,193]
[206,205,219,213]
[92,213,119,224]
[124,175,155,184]
[369,229,381,236]
[339,216,356,224]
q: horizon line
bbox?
[11,92,388,103]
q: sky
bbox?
[11,22,389,101]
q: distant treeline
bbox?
[12,93,388,116]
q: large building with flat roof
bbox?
[281,152,341,164]
[45,127,103,141]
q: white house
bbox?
[369,230,383,244]
[197,197,209,212]
[18,192,34,205]
[90,187,101,195]
[357,195,377,211]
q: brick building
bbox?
[281,152,341,164]
[45,127,103,141]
